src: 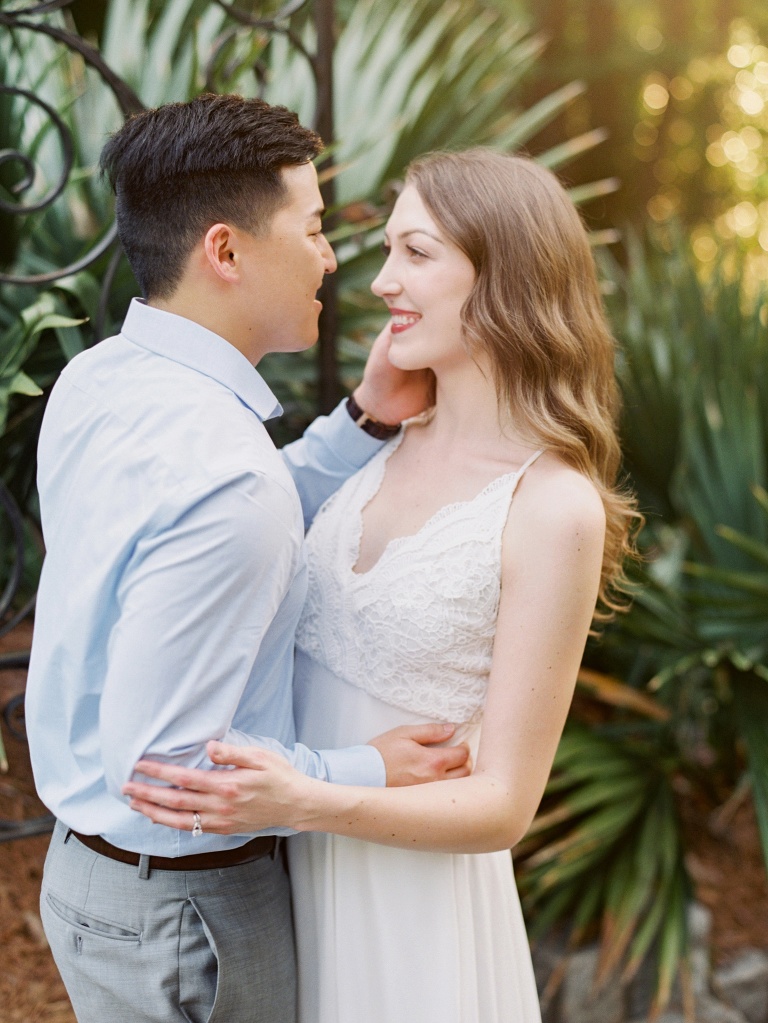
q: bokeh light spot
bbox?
[692,234,718,261]
[647,193,677,222]
[728,44,752,68]
[669,77,694,102]
[739,90,765,116]
[706,143,728,167]
[636,25,663,52]
[633,122,658,146]
[741,126,763,149]
[722,133,749,161]
[726,201,758,236]
[643,83,670,112]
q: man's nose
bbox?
[321,234,337,274]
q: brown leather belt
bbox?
[69,829,276,871]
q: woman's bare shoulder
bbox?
[508,454,606,550]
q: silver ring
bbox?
[192,812,203,837]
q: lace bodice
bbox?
[295,431,543,723]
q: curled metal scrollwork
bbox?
[0,0,337,387]
[3,1,75,16]
[0,1,144,116]
[204,25,270,96]
[0,0,143,289]
[0,85,73,215]
[0,223,120,288]
[212,0,311,31]
[210,0,318,80]
[0,0,322,292]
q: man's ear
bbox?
[203,223,240,283]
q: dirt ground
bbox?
[1,622,766,1022]
[0,622,74,1023]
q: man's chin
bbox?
[284,334,319,354]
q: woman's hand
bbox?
[123,742,308,835]
[124,724,471,834]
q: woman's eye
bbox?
[407,246,427,259]
[381,242,391,255]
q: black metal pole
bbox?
[314,0,340,414]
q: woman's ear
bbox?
[203,222,240,283]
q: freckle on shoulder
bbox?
[514,459,606,542]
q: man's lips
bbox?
[388,308,421,334]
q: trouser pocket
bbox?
[43,891,143,947]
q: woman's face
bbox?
[371,185,476,373]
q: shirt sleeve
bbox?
[281,399,384,529]
[98,474,385,800]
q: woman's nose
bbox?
[371,264,400,297]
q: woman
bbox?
[128,149,637,1022]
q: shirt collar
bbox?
[120,298,283,422]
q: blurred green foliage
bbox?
[517,233,768,1010]
[519,0,768,285]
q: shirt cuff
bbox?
[324,398,386,468]
[319,743,387,787]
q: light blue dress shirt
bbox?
[26,299,386,856]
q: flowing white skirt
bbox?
[289,650,542,1023]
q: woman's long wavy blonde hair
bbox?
[406,149,639,621]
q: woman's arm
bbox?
[125,464,605,853]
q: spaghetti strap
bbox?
[505,447,546,512]
[516,448,545,478]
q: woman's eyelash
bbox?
[381,243,428,258]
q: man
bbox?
[26,94,467,1023]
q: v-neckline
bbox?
[349,433,544,579]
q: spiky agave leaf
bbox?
[519,724,690,1014]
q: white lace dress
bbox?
[289,430,543,1023]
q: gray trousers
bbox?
[40,821,296,1023]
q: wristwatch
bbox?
[346,393,401,440]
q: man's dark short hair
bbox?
[100,94,323,300]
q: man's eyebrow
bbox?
[307,207,326,222]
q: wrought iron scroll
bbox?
[1,0,340,402]
[0,1,143,299]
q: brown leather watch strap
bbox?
[346,394,401,440]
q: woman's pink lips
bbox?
[389,308,421,334]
